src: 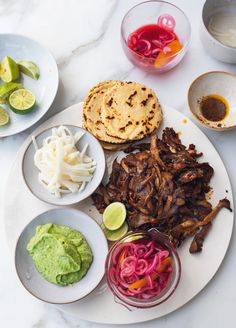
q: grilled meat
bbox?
[92,128,232,253]
[189,224,212,253]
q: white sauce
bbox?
[208,13,236,48]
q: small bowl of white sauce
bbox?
[200,0,236,63]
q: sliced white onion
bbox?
[33,126,96,198]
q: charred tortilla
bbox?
[100,82,162,141]
[82,80,125,144]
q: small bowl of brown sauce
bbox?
[188,71,236,130]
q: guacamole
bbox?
[27,223,93,286]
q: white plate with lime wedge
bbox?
[0,34,58,137]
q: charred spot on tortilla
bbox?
[107,98,113,107]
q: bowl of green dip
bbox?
[15,208,108,304]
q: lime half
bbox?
[18,60,40,80]
[0,82,23,103]
[103,202,126,231]
[0,107,9,126]
[101,222,128,241]
[9,89,36,114]
[0,56,20,82]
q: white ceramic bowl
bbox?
[200,0,236,63]
[0,34,59,137]
[188,71,236,130]
[15,208,108,304]
[22,125,106,205]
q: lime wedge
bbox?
[0,98,7,104]
[0,56,20,82]
[0,107,9,126]
[101,222,128,241]
[0,82,23,103]
[18,60,40,80]
[9,89,36,114]
[103,202,126,231]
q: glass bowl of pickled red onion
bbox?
[121,1,191,73]
[105,229,181,309]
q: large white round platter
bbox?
[0,34,59,137]
[3,102,234,324]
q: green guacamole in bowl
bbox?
[27,223,93,286]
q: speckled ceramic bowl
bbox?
[188,71,236,130]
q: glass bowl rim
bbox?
[105,229,181,308]
[120,0,191,62]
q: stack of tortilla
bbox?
[82,80,163,150]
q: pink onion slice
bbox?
[146,253,159,274]
[157,14,176,32]
[134,39,151,52]
[134,244,148,257]
[163,46,172,54]
[152,39,165,48]
[144,241,155,258]
[112,242,135,264]
[135,259,149,275]
[159,31,176,43]
[129,33,138,46]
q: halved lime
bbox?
[18,60,40,80]
[103,202,126,231]
[9,89,36,114]
[0,107,9,126]
[101,222,128,241]
[0,82,23,103]
[0,56,20,82]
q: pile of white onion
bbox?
[32,126,96,198]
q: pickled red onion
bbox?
[130,33,138,46]
[163,46,172,54]
[159,31,176,43]
[152,39,165,48]
[158,14,176,31]
[108,240,173,300]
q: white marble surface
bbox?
[0,0,236,327]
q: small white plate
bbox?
[0,34,59,137]
[22,125,106,206]
[15,208,108,304]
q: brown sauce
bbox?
[199,94,229,122]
